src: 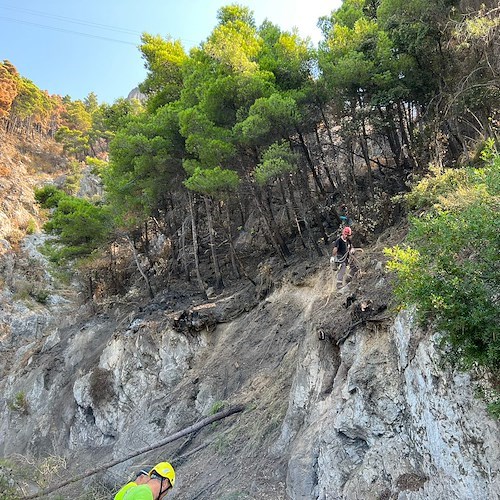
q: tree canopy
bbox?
[15,3,498,382]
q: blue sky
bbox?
[1,0,342,104]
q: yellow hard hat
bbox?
[150,462,176,488]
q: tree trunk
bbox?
[376,104,403,172]
[251,182,290,261]
[357,111,375,198]
[314,125,338,193]
[396,100,417,171]
[297,130,325,195]
[291,143,326,253]
[24,405,245,500]
[345,134,361,214]
[125,236,154,299]
[278,177,293,226]
[318,101,335,145]
[285,175,307,249]
[204,196,224,290]
[188,191,206,294]
[180,216,190,281]
[110,242,119,294]
[223,202,241,279]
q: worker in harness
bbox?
[339,204,353,227]
[330,226,359,289]
[114,462,176,500]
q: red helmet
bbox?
[342,226,352,236]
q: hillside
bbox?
[0,131,498,499]
[0,133,65,241]
[0,1,499,498]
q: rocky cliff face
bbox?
[127,87,147,102]
[0,129,498,500]
[0,231,498,499]
[282,308,499,500]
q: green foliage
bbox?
[216,4,255,28]
[139,34,187,111]
[55,125,89,159]
[63,160,83,195]
[34,185,65,208]
[205,5,261,74]
[487,399,500,419]
[377,0,458,102]
[35,186,112,260]
[254,141,298,185]
[97,98,143,133]
[61,99,92,131]
[84,92,99,113]
[385,145,500,374]
[318,0,459,109]
[258,21,313,91]
[8,391,29,415]
[10,77,55,124]
[403,165,468,210]
[26,218,37,235]
[86,156,108,176]
[184,166,240,198]
[179,106,236,167]
[234,93,299,145]
[32,288,50,304]
[105,104,185,223]
[209,400,227,415]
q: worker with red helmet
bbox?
[331,226,358,289]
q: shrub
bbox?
[8,392,29,415]
[63,160,83,195]
[31,289,50,304]
[35,186,112,261]
[26,218,37,235]
[34,185,65,208]
[210,401,227,415]
[385,142,499,413]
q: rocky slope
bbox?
[0,132,498,499]
[0,226,498,499]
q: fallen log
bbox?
[23,404,245,499]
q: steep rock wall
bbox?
[0,250,498,499]
[281,309,499,500]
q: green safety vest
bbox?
[114,482,154,500]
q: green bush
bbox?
[31,289,50,304]
[35,186,112,260]
[487,399,500,419]
[385,141,499,412]
[209,401,227,415]
[26,218,37,235]
[8,392,29,415]
[34,185,65,208]
[63,160,83,195]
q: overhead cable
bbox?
[0,16,139,45]
[0,4,142,36]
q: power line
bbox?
[0,4,142,36]
[0,15,139,46]
[0,5,200,48]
